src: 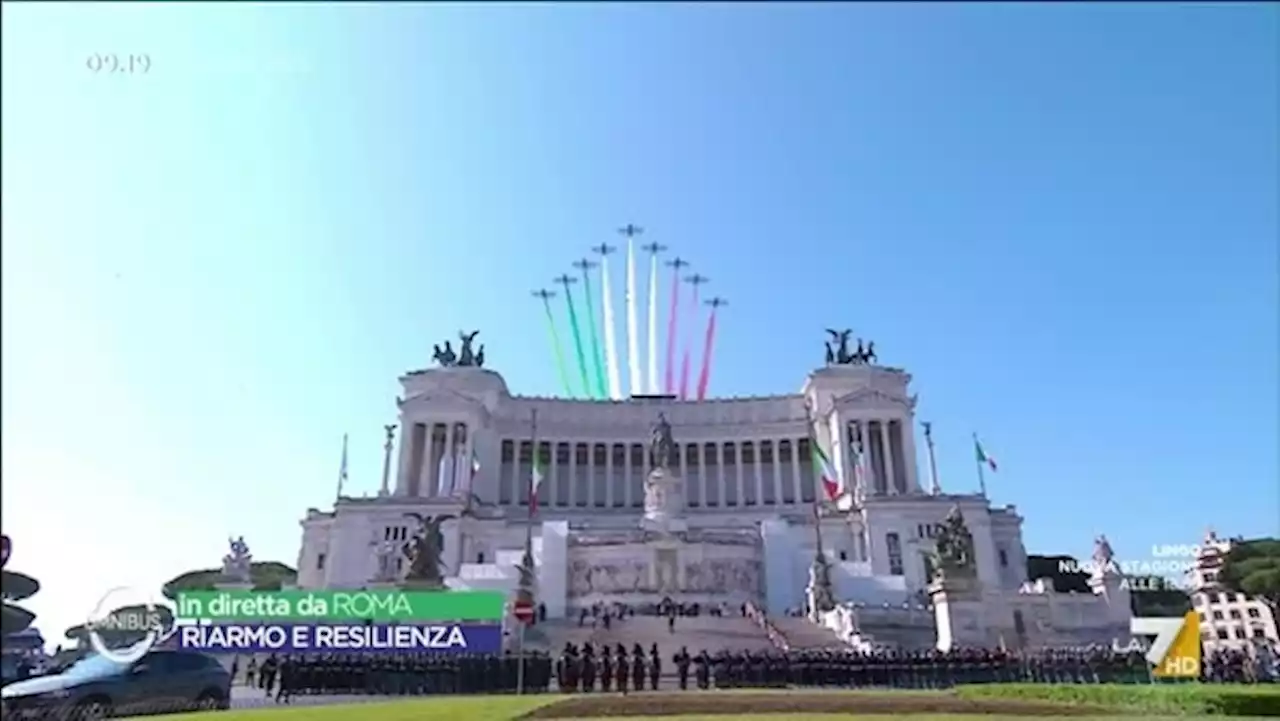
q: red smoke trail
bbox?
[695,307,719,401]
[678,282,701,400]
[664,269,680,395]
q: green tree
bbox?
[1218,537,1280,612]
[161,561,297,599]
[1128,574,1193,617]
[1,569,40,636]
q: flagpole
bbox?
[336,433,349,502]
[923,422,941,496]
[516,409,538,695]
[802,399,834,619]
[803,401,825,556]
[973,432,988,497]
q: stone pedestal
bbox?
[805,556,835,621]
[641,468,687,535]
[214,580,254,592]
[929,574,988,652]
[365,580,400,591]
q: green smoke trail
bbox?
[580,272,608,398]
[540,298,574,397]
[562,285,595,398]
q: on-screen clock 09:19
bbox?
[87,54,150,74]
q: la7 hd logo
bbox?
[1130,611,1201,678]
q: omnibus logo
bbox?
[1130,611,1201,678]
[85,586,167,664]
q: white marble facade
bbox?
[294,361,1129,649]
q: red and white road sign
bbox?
[513,599,535,624]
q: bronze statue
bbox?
[922,505,975,581]
[457,330,480,366]
[853,339,866,364]
[433,341,457,367]
[864,341,877,365]
[825,342,835,365]
[649,413,675,471]
[825,329,853,364]
[401,512,454,585]
[474,344,485,368]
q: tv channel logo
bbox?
[84,586,168,664]
[1131,611,1201,679]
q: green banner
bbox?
[175,590,505,622]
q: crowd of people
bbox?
[227,641,1277,700]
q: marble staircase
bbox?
[542,615,776,660]
[769,616,850,650]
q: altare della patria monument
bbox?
[294,322,1135,652]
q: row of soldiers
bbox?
[232,644,1274,699]
[239,652,555,699]
[555,643,663,692]
[551,644,1256,691]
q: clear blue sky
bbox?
[3,3,1276,640]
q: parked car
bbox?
[1,649,230,720]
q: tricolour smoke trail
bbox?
[574,258,608,398]
[646,249,661,394]
[696,298,726,400]
[625,234,642,396]
[555,274,592,398]
[594,244,623,400]
[679,274,708,400]
[664,257,688,395]
[533,290,573,397]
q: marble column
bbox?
[606,444,616,507]
[790,437,803,506]
[879,420,896,496]
[902,419,922,493]
[718,442,728,507]
[623,444,633,507]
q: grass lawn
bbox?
[141,688,1280,721]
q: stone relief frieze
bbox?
[568,556,763,597]
[568,559,651,596]
[682,558,763,595]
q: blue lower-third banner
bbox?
[174,623,501,654]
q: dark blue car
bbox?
[1,650,230,720]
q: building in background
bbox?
[294,339,1134,652]
[1188,529,1279,654]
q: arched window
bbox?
[886,533,904,576]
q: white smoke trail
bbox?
[647,252,659,394]
[626,238,641,396]
[600,255,623,400]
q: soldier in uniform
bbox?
[648,645,661,690]
[599,649,613,692]
[275,655,295,703]
[580,644,596,691]
[614,644,629,693]
[695,650,711,690]
[673,646,690,690]
[713,651,730,688]
[631,644,646,691]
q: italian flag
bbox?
[811,441,843,502]
[529,454,546,514]
[974,437,998,471]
